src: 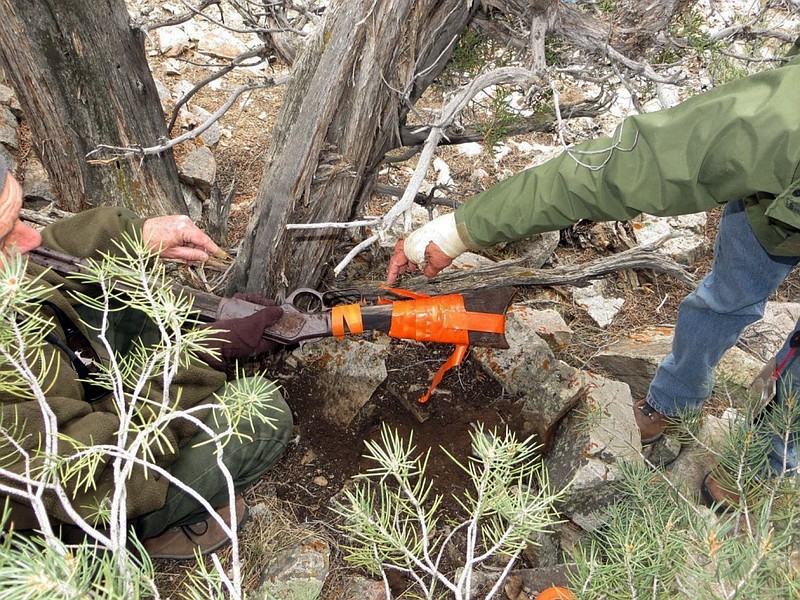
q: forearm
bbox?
[41,206,145,259]
[455,60,800,248]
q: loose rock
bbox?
[544,373,642,531]
[473,306,585,450]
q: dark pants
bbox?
[76,304,294,539]
[134,377,293,539]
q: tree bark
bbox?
[0,0,186,215]
[229,0,478,299]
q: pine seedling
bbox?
[333,423,564,600]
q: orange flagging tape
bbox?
[419,344,468,403]
[387,293,505,343]
[334,287,507,403]
[331,304,364,338]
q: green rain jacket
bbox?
[455,54,800,256]
[1,207,226,529]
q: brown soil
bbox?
[262,339,525,595]
[267,340,523,514]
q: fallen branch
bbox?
[351,240,695,297]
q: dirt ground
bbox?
[266,339,523,514]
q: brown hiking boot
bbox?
[634,400,673,445]
[701,470,742,513]
[143,495,249,560]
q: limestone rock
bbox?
[0,146,15,173]
[197,29,251,60]
[511,565,574,598]
[157,26,191,57]
[632,213,710,265]
[473,306,585,450]
[337,576,387,600]
[190,105,223,147]
[523,307,573,352]
[667,410,742,496]
[595,325,764,403]
[572,280,625,328]
[594,326,673,398]
[0,103,18,149]
[714,346,764,405]
[740,301,800,361]
[446,251,495,271]
[292,336,390,427]
[181,184,203,223]
[22,158,57,205]
[544,373,643,531]
[177,145,216,195]
[499,230,560,268]
[0,84,21,117]
[253,538,330,600]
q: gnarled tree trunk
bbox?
[229,0,478,299]
[0,0,185,215]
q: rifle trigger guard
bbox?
[284,287,328,313]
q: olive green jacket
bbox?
[455,54,800,256]
[1,207,226,529]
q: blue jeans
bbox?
[646,199,800,475]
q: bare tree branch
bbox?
[166,44,270,131]
[86,77,289,161]
[137,0,222,32]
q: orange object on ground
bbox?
[535,586,576,600]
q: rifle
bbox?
[28,247,516,402]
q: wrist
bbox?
[404,213,469,264]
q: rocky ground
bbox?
[3,0,799,598]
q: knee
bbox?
[683,279,765,318]
[230,378,293,440]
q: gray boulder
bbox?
[291,336,390,427]
[473,306,585,450]
[544,373,643,531]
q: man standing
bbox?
[388,47,800,508]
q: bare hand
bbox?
[386,239,453,284]
[142,215,221,263]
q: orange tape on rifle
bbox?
[387,293,504,344]
[330,303,364,338]
[382,286,505,403]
